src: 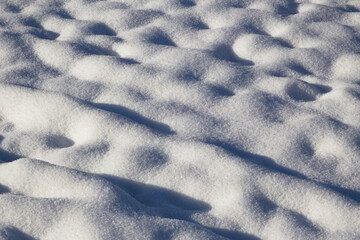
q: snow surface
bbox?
[0,0,360,239]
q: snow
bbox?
[0,0,360,239]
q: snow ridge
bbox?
[0,0,359,239]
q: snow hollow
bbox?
[0,0,359,239]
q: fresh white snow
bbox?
[0,0,359,239]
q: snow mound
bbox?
[0,0,359,239]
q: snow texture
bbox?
[0,0,360,239]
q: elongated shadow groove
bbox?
[0,184,10,194]
[213,45,254,66]
[319,183,360,204]
[101,175,210,212]
[92,103,175,135]
[0,148,22,163]
[205,139,307,179]
[277,0,299,16]
[100,175,260,239]
[209,227,261,240]
[206,139,360,204]
[0,227,36,240]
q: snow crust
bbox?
[0,0,359,239]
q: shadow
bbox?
[268,70,287,78]
[88,22,117,36]
[101,175,211,212]
[210,85,235,97]
[152,228,174,240]
[298,138,315,158]
[206,139,307,180]
[253,194,278,214]
[288,63,312,75]
[23,17,42,28]
[91,103,175,135]
[147,31,176,46]
[176,69,200,82]
[213,45,254,66]
[0,227,36,240]
[4,4,21,13]
[286,210,321,235]
[229,2,244,8]
[0,148,22,163]
[46,135,74,149]
[347,88,360,100]
[320,183,360,204]
[30,28,60,40]
[0,184,10,194]
[118,57,140,64]
[129,146,169,170]
[286,81,332,102]
[9,83,38,90]
[243,24,268,35]
[209,228,261,240]
[73,43,118,57]
[4,67,40,86]
[273,37,294,48]
[277,0,299,16]
[255,92,288,122]
[340,5,359,12]
[0,135,22,163]
[185,17,209,30]
[179,0,196,7]
[101,174,261,239]
[23,17,60,40]
[206,139,360,204]
[71,43,140,64]
[56,10,74,19]
[315,84,332,94]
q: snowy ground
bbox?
[0,0,360,239]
